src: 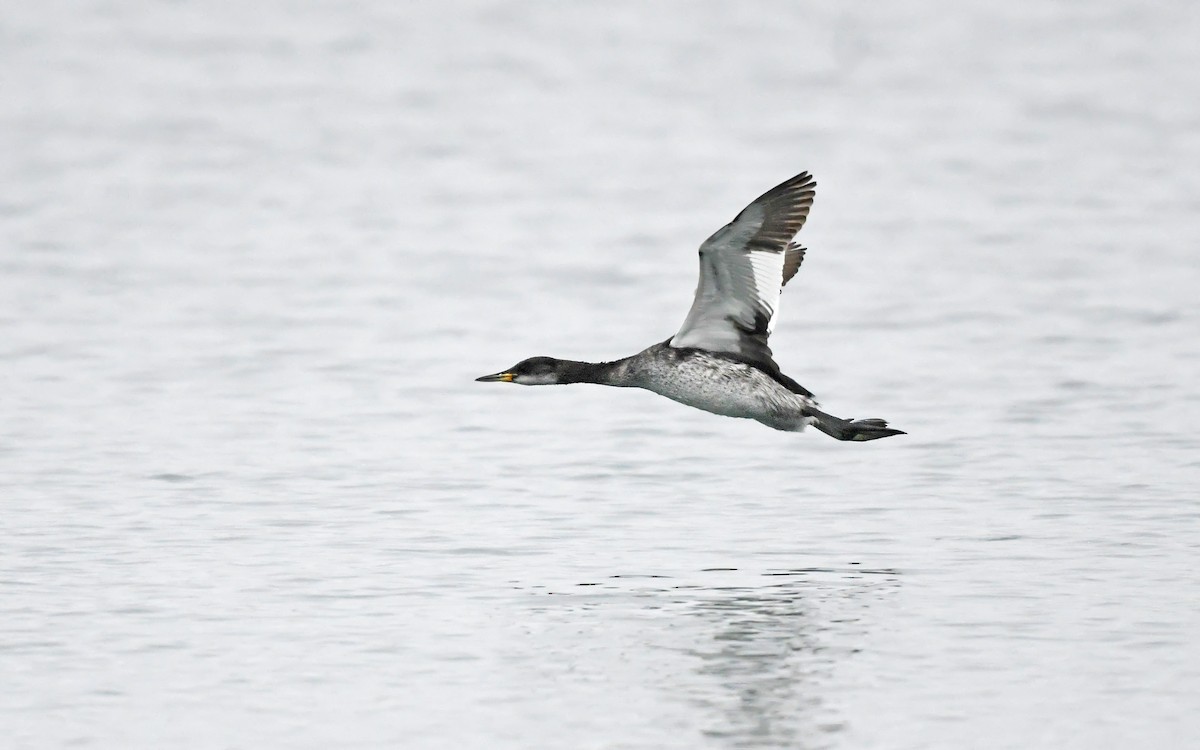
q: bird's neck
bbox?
[558,358,632,386]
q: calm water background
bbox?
[4,1,1199,748]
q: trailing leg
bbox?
[806,407,905,442]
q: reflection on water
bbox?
[684,568,899,749]
[528,566,899,749]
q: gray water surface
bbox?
[3,2,1199,748]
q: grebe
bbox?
[475,172,903,441]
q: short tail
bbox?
[807,407,905,442]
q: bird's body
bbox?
[477,172,903,442]
[578,342,815,431]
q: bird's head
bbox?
[475,356,565,386]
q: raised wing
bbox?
[669,172,816,366]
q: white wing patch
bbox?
[748,249,786,332]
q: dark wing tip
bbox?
[781,242,806,288]
[756,171,816,203]
[740,171,818,255]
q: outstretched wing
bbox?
[669,172,816,367]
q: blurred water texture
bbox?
[2,1,1199,748]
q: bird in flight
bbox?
[476,172,903,441]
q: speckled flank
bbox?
[609,343,817,431]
